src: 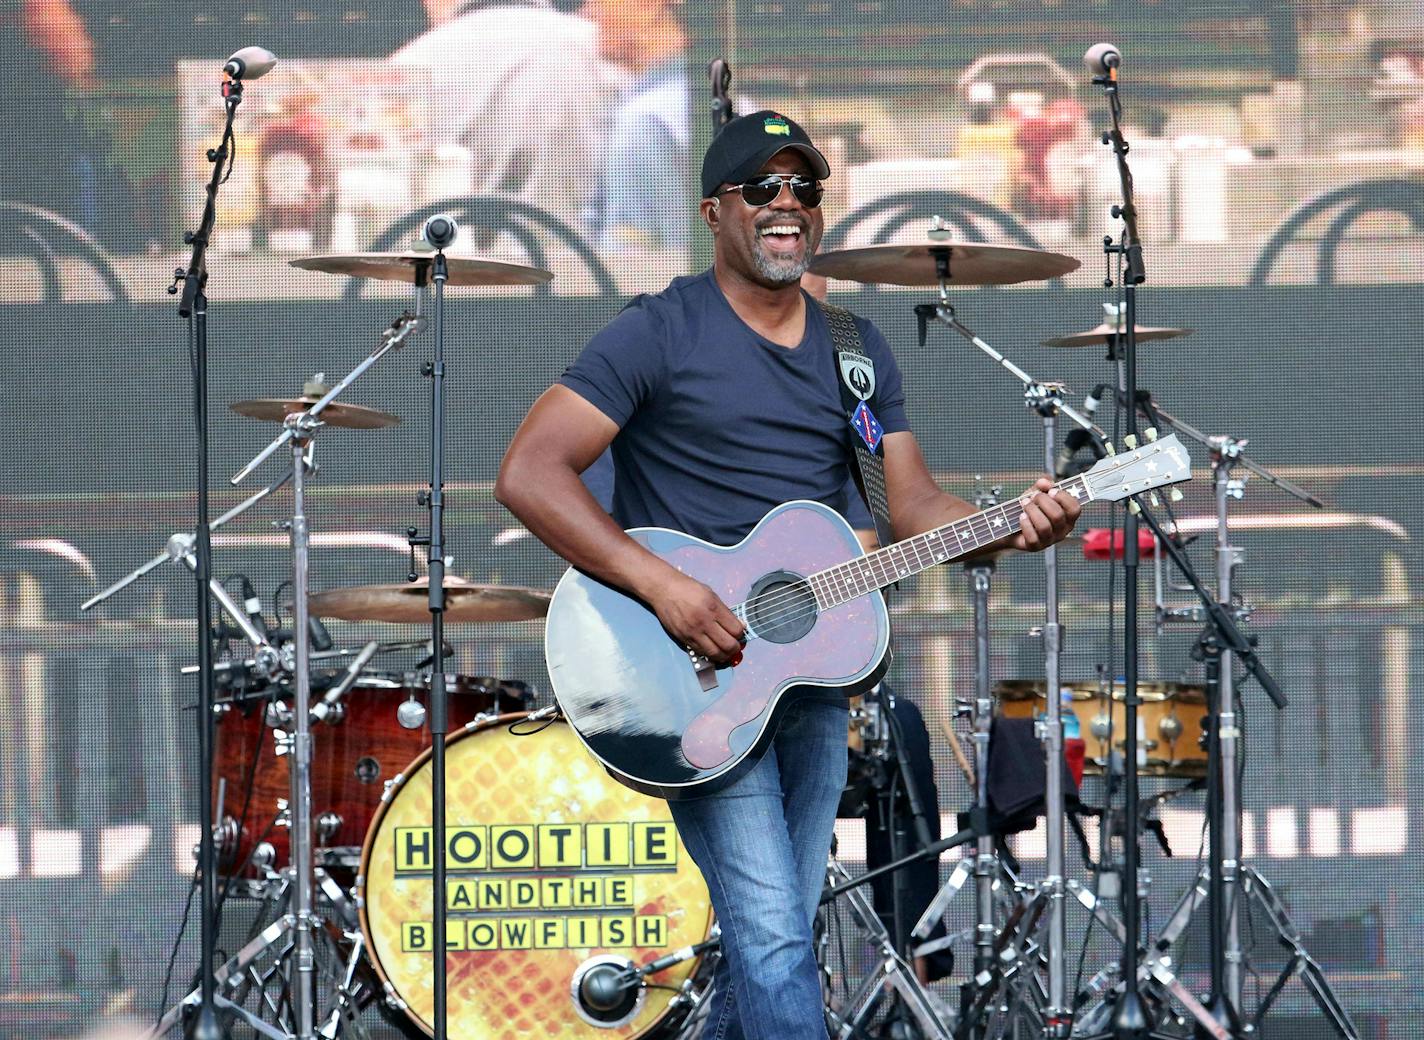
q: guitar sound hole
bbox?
[745,570,818,644]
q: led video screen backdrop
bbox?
[1,1,1420,1037]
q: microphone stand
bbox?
[1092,59,1153,1040]
[166,65,248,1040]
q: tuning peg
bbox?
[1170,487,1184,502]
[1145,427,1158,442]
[1104,442,1116,456]
[1149,492,1160,507]
[1127,500,1141,516]
[1123,434,1138,449]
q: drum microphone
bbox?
[1054,385,1111,477]
[223,46,278,81]
[1083,42,1121,77]
[422,214,459,250]
[572,956,641,1025]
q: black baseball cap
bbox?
[700,110,831,198]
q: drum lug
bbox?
[381,776,402,803]
[382,980,408,1012]
[316,811,343,844]
[266,699,293,729]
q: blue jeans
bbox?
[670,699,848,1040]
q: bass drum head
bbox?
[359,714,713,1038]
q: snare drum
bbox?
[212,673,532,877]
[359,713,714,1039]
[996,680,1208,778]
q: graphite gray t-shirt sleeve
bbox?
[854,314,910,436]
[559,298,669,428]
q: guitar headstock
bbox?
[1080,429,1193,506]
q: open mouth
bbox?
[757,222,805,255]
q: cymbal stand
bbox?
[229,313,424,1040]
[82,471,294,677]
[401,243,453,1040]
[1134,400,1352,1040]
[916,272,1095,1038]
[906,483,1023,1039]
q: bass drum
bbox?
[359,713,715,1039]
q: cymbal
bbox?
[807,241,1080,286]
[1040,324,1192,348]
[230,397,400,430]
[310,578,551,624]
[290,251,553,287]
[994,679,1206,703]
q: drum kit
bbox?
[82,219,1350,1039]
[801,236,1353,1040]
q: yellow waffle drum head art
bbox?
[359,714,714,1038]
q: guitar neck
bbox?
[808,472,1094,609]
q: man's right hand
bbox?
[644,569,746,667]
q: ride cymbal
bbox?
[310,578,551,624]
[290,251,553,287]
[230,398,400,430]
[1040,324,1192,348]
[808,241,1080,286]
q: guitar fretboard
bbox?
[806,473,1093,609]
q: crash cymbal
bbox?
[310,578,551,624]
[290,251,553,287]
[808,241,1080,286]
[230,397,400,430]
[1040,324,1192,348]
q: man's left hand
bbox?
[1008,476,1081,552]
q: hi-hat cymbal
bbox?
[808,241,1080,286]
[1040,324,1192,348]
[230,397,400,430]
[290,251,553,287]
[310,578,551,624]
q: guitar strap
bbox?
[822,302,895,550]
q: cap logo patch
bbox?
[763,116,791,136]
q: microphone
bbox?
[239,576,270,638]
[223,46,278,81]
[422,214,459,250]
[1082,382,1109,419]
[1054,386,1111,477]
[1083,42,1121,76]
[571,956,641,1025]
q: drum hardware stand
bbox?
[398,222,455,1040]
[1127,402,1349,1039]
[146,870,370,1040]
[225,314,423,1040]
[904,481,1030,1040]
[817,822,986,1038]
[1067,880,1226,1040]
[916,272,1101,1038]
[82,470,295,678]
[823,856,955,1040]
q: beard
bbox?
[749,225,820,285]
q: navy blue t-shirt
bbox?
[561,268,907,545]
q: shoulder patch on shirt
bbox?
[838,350,876,401]
[850,400,884,452]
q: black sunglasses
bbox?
[714,173,824,209]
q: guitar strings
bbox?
[727,497,1036,640]
[717,464,1116,635]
